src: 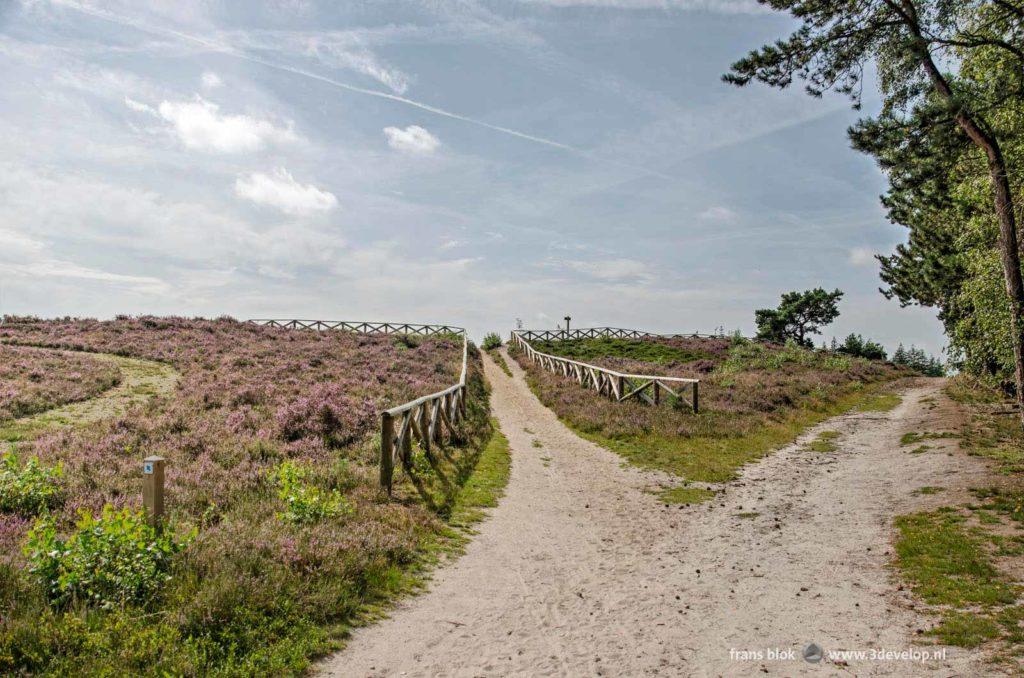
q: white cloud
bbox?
[157,98,297,153]
[557,257,653,283]
[8,259,167,291]
[698,206,737,222]
[318,46,409,94]
[124,96,156,115]
[848,247,877,267]
[201,71,223,89]
[234,168,338,215]
[383,125,441,154]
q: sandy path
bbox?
[320,349,994,677]
[0,351,179,447]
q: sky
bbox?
[0,0,946,353]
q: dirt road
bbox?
[320,349,993,677]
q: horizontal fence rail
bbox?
[516,326,724,342]
[249,319,464,336]
[248,319,468,495]
[510,330,699,412]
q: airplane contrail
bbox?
[49,0,674,181]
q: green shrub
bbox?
[481,332,503,350]
[25,505,188,609]
[0,454,63,516]
[721,340,851,373]
[270,461,350,525]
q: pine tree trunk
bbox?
[911,40,1024,428]
[949,122,1024,428]
[986,157,1024,425]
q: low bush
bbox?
[0,454,63,516]
[25,505,190,609]
[270,461,350,525]
[481,332,503,350]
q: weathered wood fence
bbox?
[510,329,700,412]
[249,319,469,495]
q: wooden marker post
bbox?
[142,455,165,528]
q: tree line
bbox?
[728,0,1024,427]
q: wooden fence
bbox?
[510,330,700,412]
[248,319,469,495]
[249,319,464,336]
[515,326,724,342]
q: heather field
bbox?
[511,336,911,488]
[0,344,121,423]
[0,317,496,675]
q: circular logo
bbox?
[803,643,823,664]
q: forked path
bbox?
[322,349,994,677]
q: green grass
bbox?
[895,509,1015,607]
[531,439,543,448]
[855,393,902,412]
[900,431,957,446]
[928,612,1002,648]
[572,384,899,484]
[446,422,512,530]
[805,430,840,453]
[914,486,945,495]
[531,337,707,365]
[910,445,932,454]
[736,511,760,519]
[487,349,513,377]
[657,486,715,505]
[893,507,1022,654]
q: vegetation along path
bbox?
[322,349,995,676]
[0,348,179,448]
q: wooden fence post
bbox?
[142,456,165,529]
[380,412,394,495]
[692,382,699,413]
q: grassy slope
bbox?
[530,337,709,365]
[511,337,907,502]
[890,377,1024,666]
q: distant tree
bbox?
[893,344,946,376]
[837,333,888,361]
[481,332,503,350]
[755,288,844,347]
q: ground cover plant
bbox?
[0,344,121,422]
[510,335,910,487]
[0,316,496,675]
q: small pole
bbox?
[692,382,700,414]
[653,381,661,405]
[142,456,165,529]
[564,315,571,333]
